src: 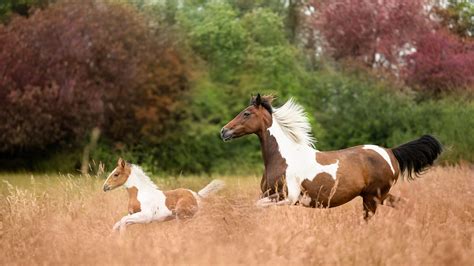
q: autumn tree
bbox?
[310,0,432,68]
[0,0,188,153]
[405,30,474,94]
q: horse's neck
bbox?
[259,130,285,169]
[124,167,158,192]
[257,122,289,193]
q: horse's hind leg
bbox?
[175,198,198,220]
[382,193,403,208]
[362,195,378,221]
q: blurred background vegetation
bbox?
[0,0,473,175]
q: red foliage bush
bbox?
[405,30,474,94]
[0,1,188,153]
[310,0,431,67]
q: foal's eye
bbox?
[114,173,119,177]
[243,111,251,118]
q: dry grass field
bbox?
[0,166,473,265]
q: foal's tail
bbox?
[198,179,225,198]
[391,135,442,180]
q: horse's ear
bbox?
[255,93,262,106]
[118,158,126,168]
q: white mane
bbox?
[130,165,159,190]
[272,98,315,147]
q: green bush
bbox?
[140,73,263,175]
[302,69,474,163]
[242,8,286,46]
[178,1,248,82]
[388,98,474,163]
[302,70,410,149]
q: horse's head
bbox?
[221,94,274,141]
[103,158,132,192]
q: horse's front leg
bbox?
[285,176,301,205]
[255,180,301,208]
[256,191,283,207]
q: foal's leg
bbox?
[175,199,198,220]
[113,211,153,232]
[362,196,378,221]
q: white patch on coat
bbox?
[268,99,339,204]
[315,154,339,180]
[363,145,395,174]
[123,165,173,220]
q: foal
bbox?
[221,94,442,219]
[103,158,224,231]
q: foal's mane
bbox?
[131,165,159,189]
[272,98,315,147]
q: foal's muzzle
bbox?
[220,127,234,142]
[103,184,111,192]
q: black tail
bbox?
[391,135,442,180]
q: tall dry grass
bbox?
[0,166,473,265]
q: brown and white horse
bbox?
[221,94,442,219]
[103,158,224,231]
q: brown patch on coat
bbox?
[301,173,336,207]
[315,152,338,165]
[164,189,198,219]
[127,186,141,214]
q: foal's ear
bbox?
[255,93,262,106]
[117,158,126,168]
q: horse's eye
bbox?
[114,173,119,177]
[243,111,251,118]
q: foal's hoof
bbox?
[112,222,122,232]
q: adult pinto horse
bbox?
[221,94,442,219]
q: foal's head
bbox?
[221,94,274,141]
[103,158,132,192]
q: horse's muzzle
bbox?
[103,184,111,192]
[220,127,233,142]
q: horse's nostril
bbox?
[221,128,228,136]
[220,127,232,141]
